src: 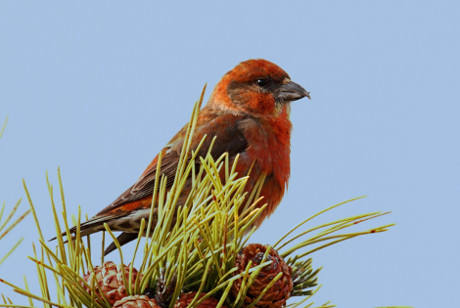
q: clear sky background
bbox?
[0,1,459,307]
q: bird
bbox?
[65,59,310,255]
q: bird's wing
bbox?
[95,113,249,217]
[94,128,186,217]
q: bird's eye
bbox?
[256,78,268,87]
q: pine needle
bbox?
[0,89,396,308]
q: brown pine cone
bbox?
[173,292,226,308]
[82,261,142,304]
[113,295,161,308]
[231,244,293,308]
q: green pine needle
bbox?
[0,90,397,308]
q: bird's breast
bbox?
[236,114,292,223]
[242,115,292,182]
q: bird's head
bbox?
[209,59,310,117]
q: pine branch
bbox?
[0,92,397,308]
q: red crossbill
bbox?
[67,59,310,255]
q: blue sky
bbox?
[0,1,459,307]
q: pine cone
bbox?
[82,261,142,304]
[173,292,226,308]
[113,295,161,308]
[231,244,293,308]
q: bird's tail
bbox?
[50,209,154,255]
[49,214,129,249]
[103,232,138,256]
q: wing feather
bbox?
[95,112,249,217]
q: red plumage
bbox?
[68,59,310,254]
